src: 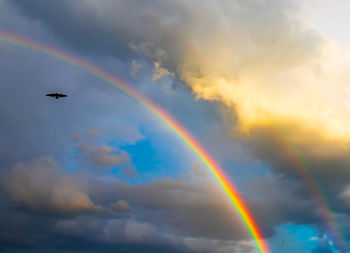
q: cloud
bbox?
[338,185,350,212]
[82,145,129,166]
[10,0,350,143]
[11,0,350,176]
[87,128,99,136]
[52,217,192,253]
[180,162,212,181]
[77,123,145,147]
[130,60,142,77]
[90,176,260,241]
[122,167,138,178]
[0,155,264,252]
[75,130,131,170]
[14,0,350,147]
[152,61,175,83]
[123,220,158,242]
[53,215,254,253]
[0,156,102,216]
[183,238,255,253]
[0,156,320,253]
[55,217,158,243]
[110,200,131,212]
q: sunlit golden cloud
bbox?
[166,2,350,147]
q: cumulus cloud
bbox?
[0,156,102,216]
[75,130,131,170]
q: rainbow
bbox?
[274,130,347,251]
[0,30,270,253]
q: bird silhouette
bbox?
[46,93,67,99]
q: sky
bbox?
[1,0,350,252]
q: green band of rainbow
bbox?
[0,30,270,253]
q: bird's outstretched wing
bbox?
[58,94,67,97]
[46,93,56,97]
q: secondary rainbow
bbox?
[274,129,347,251]
[0,30,270,253]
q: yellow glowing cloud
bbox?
[177,28,350,144]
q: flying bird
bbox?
[46,93,67,99]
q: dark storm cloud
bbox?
[7,0,181,59]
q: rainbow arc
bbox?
[0,30,270,253]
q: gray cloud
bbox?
[74,130,133,172]
[1,155,339,252]
[54,217,158,244]
[90,178,260,241]
[110,200,131,213]
[79,144,129,166]
[52,215,251,253]
[0,155,263,252]
[0,156,102,216]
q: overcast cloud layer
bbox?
[1,0,350,252]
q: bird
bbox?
[46,93,67,99]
